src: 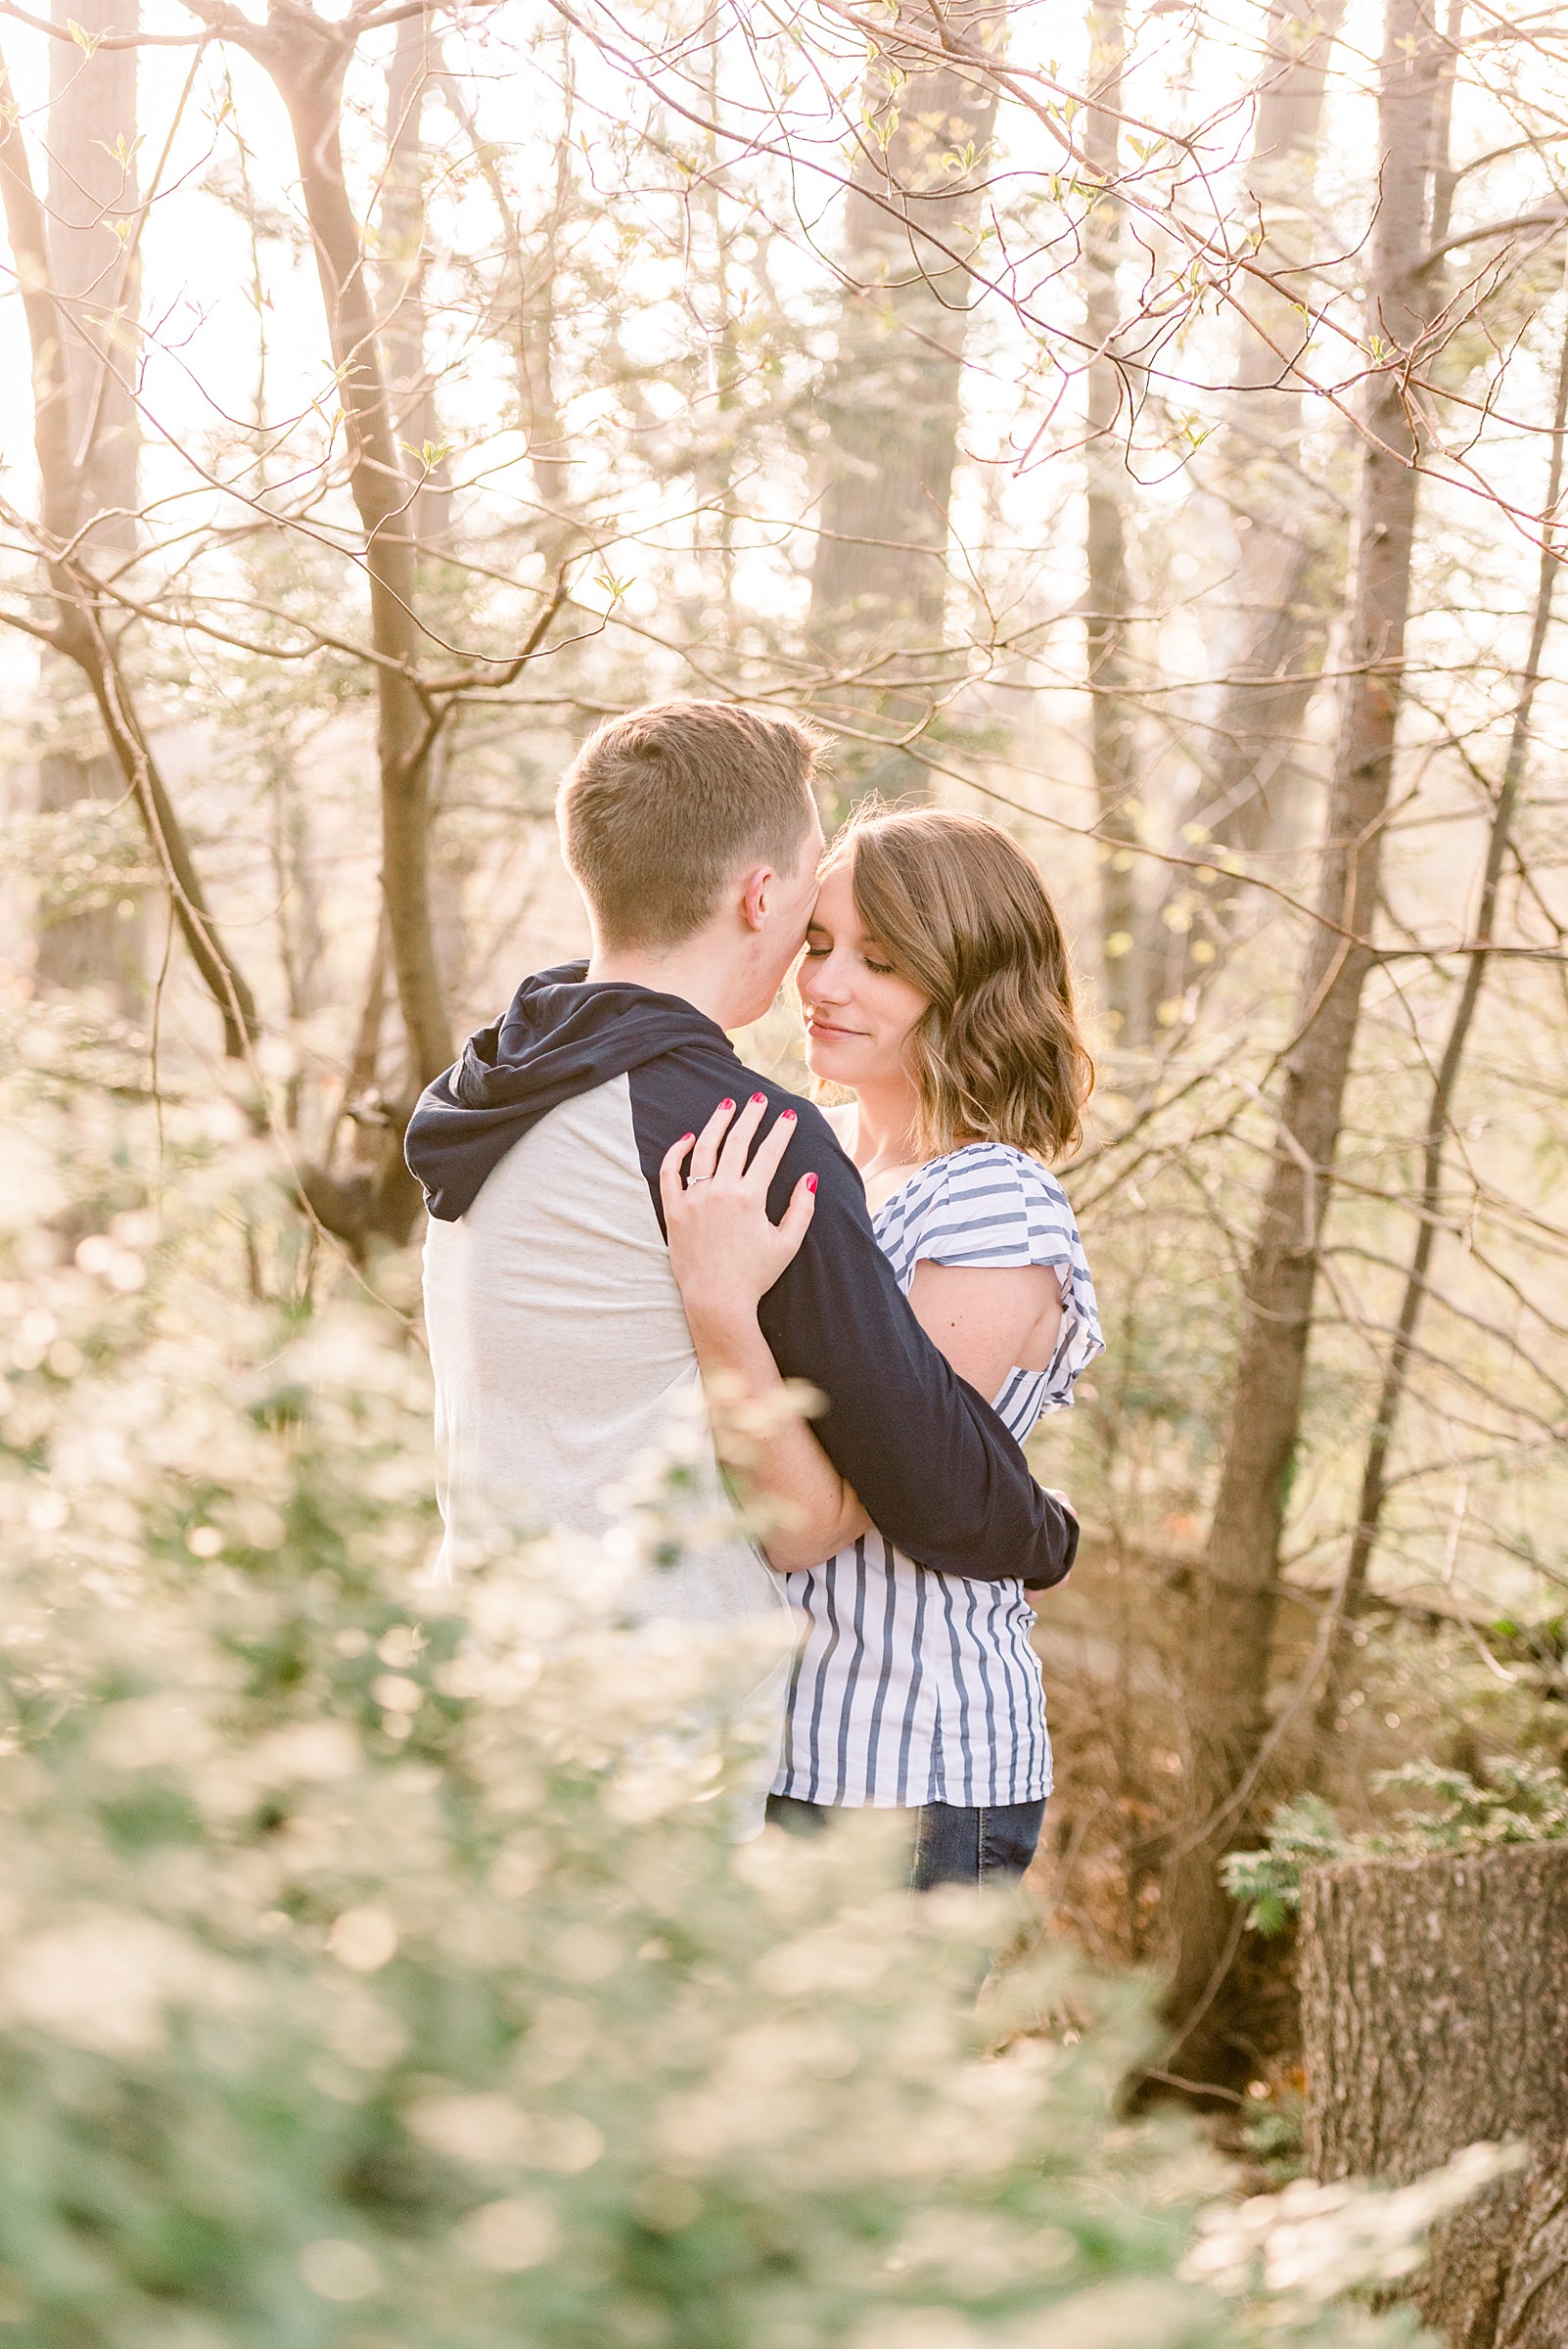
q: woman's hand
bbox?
[660,1097,859,1570]
[660,1094,818,1336]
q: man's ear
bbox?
[739,864,775,934]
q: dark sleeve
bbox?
[628,1059,1078,1589]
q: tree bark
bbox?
[1158,0,1446,2084]
[1164,2,1473,1014]
[1192,0,1347,851]
[0,40,259,1059]
[219,5,451,1093]
[1303,1844,1568,2346]
[806,0,1003,802]
[34,0,146,1008]
[1082,0,1143,1042]
[1153,0,1349,1010]
[436,36,573,553]
[382,10,451,552]
[1314,286,1568,1751]
[519,38,575,535]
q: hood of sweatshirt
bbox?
[404,961,739,1221]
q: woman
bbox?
[660,807,1102,1891]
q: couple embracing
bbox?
[406,700,1102,1894]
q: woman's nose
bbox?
[802,956,849,1006]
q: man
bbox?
[405,699,1076,1635]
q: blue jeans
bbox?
[765,1794,1045,1891]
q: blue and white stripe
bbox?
[771,1142,1103,1809]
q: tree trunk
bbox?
[519,38,575,535]
[684,32,740,653]
[1082,0,1144,1042]
[1154,0,1349,1007]
[246,12,451,1094]
[806,0,1003,803]
[437,33,574,555]
[1193,0,1348,848]
[0,39,259,1059]
[1314,285,1568,1751]
[34,0,145,1010]
[1158,0,1446,2085]
[382,10,451,552]
[4,12,454,1243]
[1303,1844,1568,2346]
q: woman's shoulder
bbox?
[932,1141,1079,1217]
[898,1142,1084,1264]
[914,1146,1104,1402]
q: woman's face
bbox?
[797,862,929,1093]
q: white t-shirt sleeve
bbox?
[908,1146,1105,1408]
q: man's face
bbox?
[741,814,824,1022]
[774,816,826,955]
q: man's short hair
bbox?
[557,699,822,950]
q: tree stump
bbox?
[1301,1844,1568,2347]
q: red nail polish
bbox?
[717,1098,734,1113]
[782,1110,797,1122]
[751,1092,766,1105]
[807,1174,817,1193]
[679,1133,693,1146]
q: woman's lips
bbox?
[806,1019,864,1042]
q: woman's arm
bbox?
[904,1261,1065,1402]
[661,1096,871,1573]
[904,1258,1075,1529]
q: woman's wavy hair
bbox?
[823,806,1093,1164]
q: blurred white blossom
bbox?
[1185,2141,1523,2299]
[0,1013,1495,2349]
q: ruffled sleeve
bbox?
[907,1144,1104,1410]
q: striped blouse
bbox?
[771,1142,1103,1810]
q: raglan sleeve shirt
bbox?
[406,964,1082,1594]
[905,1149,1105,1411]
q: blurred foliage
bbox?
[0,1005,1464,2346]
[1239,2088,1309,2193]
[1225,1759,1568,1938]
[1222,1802,1352,1939]
[3,806,157,918]
[1372,1756,1568,1848]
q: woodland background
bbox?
[3,0,1568,2333]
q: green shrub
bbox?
[1222,1800,1350,1936]
[0,1023,1450,2347]
[1224,1759,1568,1938]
